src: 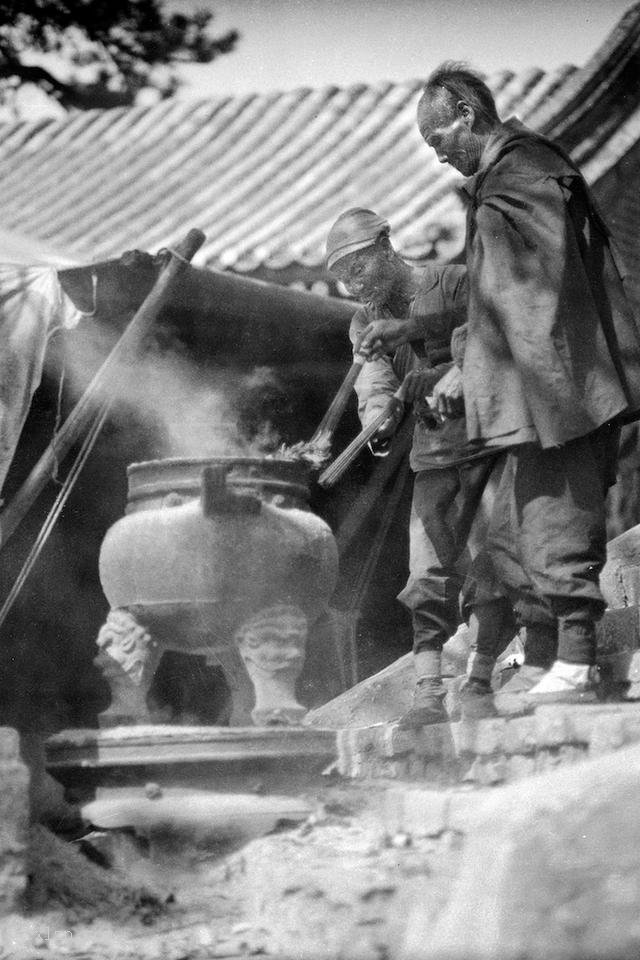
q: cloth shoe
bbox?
[397,677,448,728]
[493,664,549,716]
[459,677,497,721]
[525,660,598,707]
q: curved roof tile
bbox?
[0,5,638,274]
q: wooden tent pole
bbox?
[0,228,205,550]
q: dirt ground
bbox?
[0,780,466,960]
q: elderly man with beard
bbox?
[326,208,511,725]
[360,64,640,710]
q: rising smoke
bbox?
[58,318,298,460]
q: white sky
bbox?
[10,0,634,119]
[173,0,634,98]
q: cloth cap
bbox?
[325,208,390,271]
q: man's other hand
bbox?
[359,318,414,360]
[400,368,445,404]
[432,365,464,419]
[119,249,156,270]
[369,411,399,455]
[375,412,399,440]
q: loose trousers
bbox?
[472,424,619,665]
[398,456,499,655]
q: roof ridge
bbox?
[526,1,640,144]
[0,17,636,279]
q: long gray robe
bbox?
[461,118,640,450]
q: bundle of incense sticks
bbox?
[309,355,365,448]
[318,390,405,488]
[317,409,390,488]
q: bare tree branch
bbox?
[0,1,239,111]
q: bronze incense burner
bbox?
[95,456,338,726]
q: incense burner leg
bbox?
[208,647,256,726]
[95,608,161,728]
[234,605,308,726]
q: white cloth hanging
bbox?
[0,263,84,494]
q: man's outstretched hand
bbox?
[431,364,464,419]
[359,317,417,360]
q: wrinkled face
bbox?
[330,243,396,306]
[417,93,479,177]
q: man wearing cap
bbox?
[359,63,640,710]
[326,208,510,726]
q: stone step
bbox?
[304,623,485,729]
[335,702,640,787]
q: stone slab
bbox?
[600,522,640,608]
[82,790,312,863]
[305,626,471,729]
[47,724,337,765]
[46,724,337,800]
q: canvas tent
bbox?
[0,4,639,728]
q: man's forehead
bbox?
[417,90,454,134]
[331,246,374,274]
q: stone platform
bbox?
[335,702,640,786]
[46,724,337,803]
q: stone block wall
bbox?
[336,703,640,787]
[0,727,29,915]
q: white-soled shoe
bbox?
[494,664,548,716]
[525,660,598,706]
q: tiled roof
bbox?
[0,227,84,266]
[0,3,639,275]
